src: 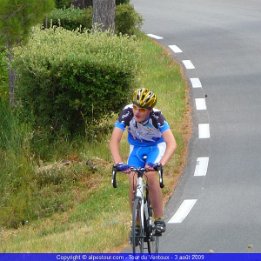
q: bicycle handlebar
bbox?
[111,164,164,189]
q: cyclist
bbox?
[110,87,177,234]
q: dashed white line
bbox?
[168,45,183,53]
[194,157,209,177]
[182,60,195,70]
[146,34,163,40]
[168,199,197,224]
[190,78,202,88]
[198,124,210,139]
[195,98,207,110]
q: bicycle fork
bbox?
[135,177,144,229]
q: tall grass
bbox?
[0,99,35,228]
[0,34,190,252]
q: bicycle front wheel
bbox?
[147,234,159,253]
[131,198,144,253]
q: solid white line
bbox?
[198,124,210,138]
[194,157,209,176]
[182,60,195,70]
[190,78,202,88]
[195,98,207,110]
[168,45,183,53]
[146,34,163,40]
[168,199,197,224]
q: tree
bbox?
[71,0,92,8]
[92,0,115,32]
[0,0,55,105]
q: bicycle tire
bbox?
[147,233,159,253]
[145,204,160,253]
[132,198,145,253]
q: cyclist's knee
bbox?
[146,171,159,185]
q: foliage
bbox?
[0,99,35,228]
[55,0,71,8]
[14,28,141,137]
[116,0,130,4]
[44,7,92,31]
[115,3,143,35]
[0,0,55,47]
[45,4,142,35]
[0,49,8,100]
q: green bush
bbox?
[115,4,142,35]
[14,28,141,137]
[45,4,142,35]
[44,7,92,31]
[55,0,71,8]
[116,0,130,4]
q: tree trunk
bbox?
[92,0,115,32]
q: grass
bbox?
[0,33,190,252]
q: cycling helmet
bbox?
[132,88,157,109]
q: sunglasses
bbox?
[133,104,148,113]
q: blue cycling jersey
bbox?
[114,104,170,146]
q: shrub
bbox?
[45,4,142,35]
[115,4,142,35]
[44,7,92,31]
[116,0,130,4]
[55,0,71,8]
[14,28,141,137]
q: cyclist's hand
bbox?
[146,162,162,171]
[114,163,130,173]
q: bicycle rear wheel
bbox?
[131,198,145,253]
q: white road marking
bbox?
[168,199,197,224]
[190,78,202,88]
[168,45,183,53]
[195,98,207,110]
[146,34,163,40]
[182,60,195,69]
[194,157,209,176]
[198,124,210,138]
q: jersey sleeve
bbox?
[114,105,133,131]
[159,120,170,133]
[151,110,170,133]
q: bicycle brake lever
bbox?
[112,166,118,188]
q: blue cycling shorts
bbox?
[127,142,166,168]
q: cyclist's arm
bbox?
[160,129,177,166]
[109,127,124,164]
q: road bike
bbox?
[112,164,164,253]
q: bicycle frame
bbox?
[112,165,164,253]
[135,173,145,231]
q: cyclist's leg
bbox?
[146,170,164,218]
[145,143,166,231]
[127,145,146,205]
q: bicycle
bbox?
[112,163,164,253]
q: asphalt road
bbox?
[131,0,261,253]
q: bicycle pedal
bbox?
[149,236,155,242]
[155,231,162,236]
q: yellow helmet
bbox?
[132,88,157,109]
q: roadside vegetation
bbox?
[0,4,190,252]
